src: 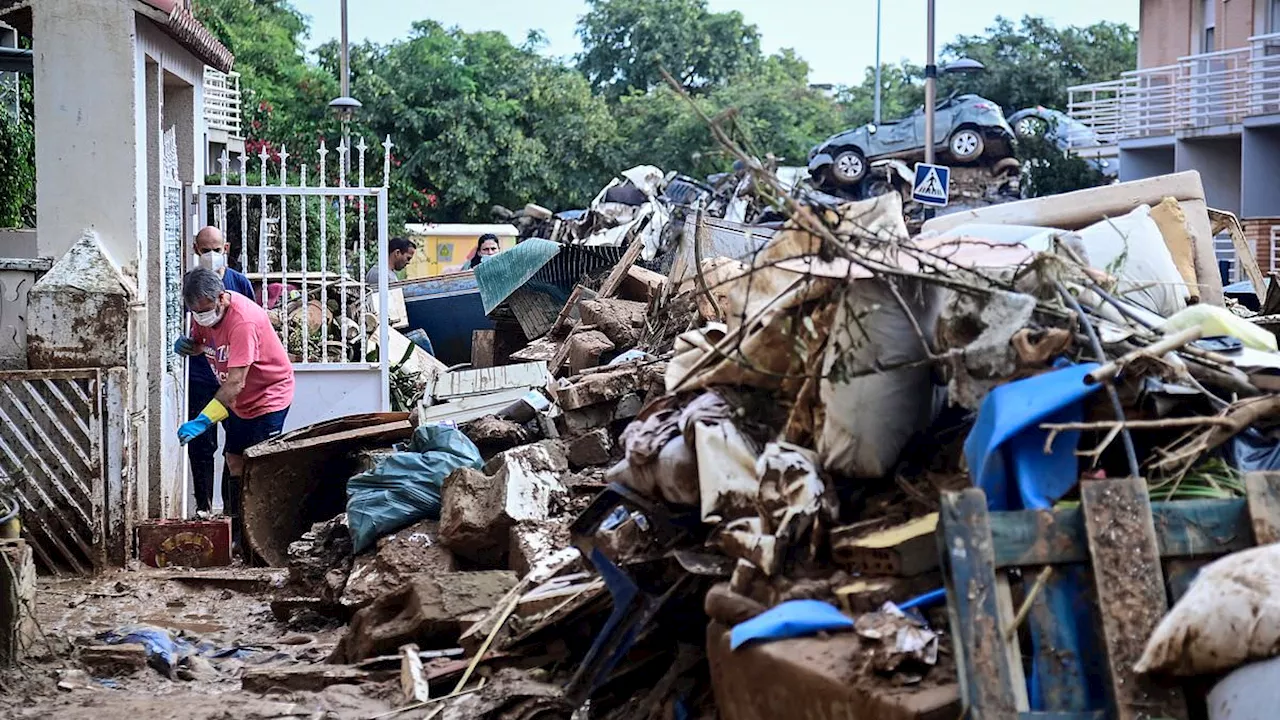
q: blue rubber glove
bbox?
[173,336,199,357]
[177,415,214,445]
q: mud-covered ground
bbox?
[0,565,399,719]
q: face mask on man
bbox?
[193,299,225,327]
[197,250,227,274]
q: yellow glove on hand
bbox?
[201,398,230,423]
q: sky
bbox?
[290,0,1141,87]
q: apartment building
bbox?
[1067,0,1280,276]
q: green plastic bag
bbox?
[346,424,484,554]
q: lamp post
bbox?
[923,0,985,166]
[874,0,882,124]
[328,0,361,172]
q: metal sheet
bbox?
[0,369,105,574]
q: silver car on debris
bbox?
[808,93,1016,188]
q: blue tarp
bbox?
[963,362,1107,712]
[729,600,855,650]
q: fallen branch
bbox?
[1085,326,1203,384]
[1151,395,1280,474]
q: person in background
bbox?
[188,226,255,518]
[174,269,295,552]
[468,233,502,269]
[366,237,417,286]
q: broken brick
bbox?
[332,570,518,663]
[567,428,615,468]
[508,520,572,578]
[563,330,615,375]
[577,298,647,348]
[559,393,644,435]
[439,442,569,567]
[341,520,457,611]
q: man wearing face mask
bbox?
[174,269,294,550]
[185,227,256,518]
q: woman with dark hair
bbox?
[469,234,502,268]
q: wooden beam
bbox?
[1080,478,1188,720]
[938,490,1021,716]
[598,238,644,299]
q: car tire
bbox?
[1014,115,1049,139]
[830,148,867,185]
[949,128,985,163]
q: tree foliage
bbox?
[940,16,1137,112]
[321,22,621,223]
[577,0,761,98]
[1016,134,1111,198]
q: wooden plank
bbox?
[598,238,644,299]
[419,388,530,425]
[994,576,1031,711]
[1212,209,1268,301]
[471,330,495,369]
[990,499,1252,568]
[549,285,589,337]
[1080,479,1188,720]
[1025,566,1096,713]
[507,288,561,340]
[246,420,410,457]
[1244,471,1280,544]
[433,362,549,400]
[832,513,939,577]
[938,490,1021,717]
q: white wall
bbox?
[34,0,141,268]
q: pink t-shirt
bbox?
[191,293,295,419]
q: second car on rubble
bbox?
[807,92,1016,189]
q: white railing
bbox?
[1269,225,1280,272]
[1121,64,1183,138]
[1179,46,1250,128]
[1250,32,1280,116]
[203,67,242,138]
[1067,79,1125,147]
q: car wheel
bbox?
[949,128,985,163]
[830,149,867,185]
[1014,116,1049,139]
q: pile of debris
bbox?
[240,163,1280,718]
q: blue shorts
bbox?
[224,407,289,456]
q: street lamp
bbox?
[923,0,986,166]
[874,0,882,124]
[328,0,360,172]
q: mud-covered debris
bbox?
[285,514,354,606]
[332,570,518,663]
[79,643,148,676]
[462,415,535,458]
[341,520,457,611]
[566,428,615,469]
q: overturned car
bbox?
[808,92,1016,190]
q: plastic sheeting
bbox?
[346,424,484,554]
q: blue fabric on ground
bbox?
[729,599,854,650]
[963,362,1107,713]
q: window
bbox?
[1202,0,1216,52]
[1272,0,1280,34]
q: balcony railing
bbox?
[203,67,243,139]
[1066,34,1280,148]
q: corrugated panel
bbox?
[0,369,104,574]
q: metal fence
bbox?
[0,369,107,574]
[197,138,392,409]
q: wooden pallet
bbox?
[938,473,1280,720]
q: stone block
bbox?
[564,330,615,375]
[567,428,615,469]
[508,520,572,578]
[332,570,518,663]
[341,520,457,610]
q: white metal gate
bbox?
[193,139,392,428]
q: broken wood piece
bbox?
[471,330,495,368]
[399,643,430,704]
[1085,326,1203,384]
[509,336,559,363]
[1210,208,1268,301]
[831,513,939,577]
[597,238,645,299]
[549,285,590,338]
[241,664,390,693]
[507,288,562,340]
[619,265,666,303]
[1080,478,1188,720]
[79,643,148,676]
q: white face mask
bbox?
[197,250,227,274]
[193,303,224,327]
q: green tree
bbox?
[614,51,847,178]
[320,22,621,222]
[940,16,1137,111]
[837,62,926,127]
[1016,133,1110,198]
[577,0,761,98]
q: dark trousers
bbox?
[186,381,220,513]
[223,406,290,552]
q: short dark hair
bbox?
[183,268,226,308]
[389,237,415,253]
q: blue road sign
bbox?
[912,163,950,207]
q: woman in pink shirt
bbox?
[174,268,295,551]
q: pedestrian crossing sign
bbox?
[912,163,950,207]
